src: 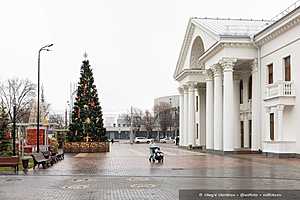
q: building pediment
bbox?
[174,18,269,80]
[173,18,219,80]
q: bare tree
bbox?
[131,107,143,133]
[121,107,144,133]
[142,110,155,138]
[0,78,36,123]
[49,113,65,128]
[154,102,172,138]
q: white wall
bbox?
[260,23,300,153]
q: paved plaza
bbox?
[1,143,300,199]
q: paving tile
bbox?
[1,143,300,199]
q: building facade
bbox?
[154,95,180,109]
[174,4,300,155]
[154,95,180,138]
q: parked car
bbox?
[159,137,175,144]
[134,137,153,143]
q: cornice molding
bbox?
[199,41,254,64]
[255,15,300,46]
[175,68,206,82]
[174,19,196,79]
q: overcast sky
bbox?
[0,0,297,115]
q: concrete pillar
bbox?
[244,117,250,148]
[196,87,200,145]
[243,76,250,148]
[251,59,261,150]
[199,86,206,147]
[178,87,184,146]
[221,58,236,151]
[188,83,196,146]
[277,105,284,141]
[205,69,214,150]
[213,64,223,150]
[183,85,189,146]
[233,79,241,149]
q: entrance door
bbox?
[240,121,244,148]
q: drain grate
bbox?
[72,178,89,183]
[171,168,184,170]
[127,177,150,182]
[6,178,23,182]
[63,185,89,190]
[130,183,157,189]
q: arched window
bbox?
[190,36,204,68]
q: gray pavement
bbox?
[1,143,300,199]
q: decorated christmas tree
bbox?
[68,54,106,142]
[0,104,12,156]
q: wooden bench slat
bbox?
[0,157,19,174]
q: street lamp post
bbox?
[12,104,16,156]
[169,98,172,138]
[130,106,134,144]
[37,44,53,153]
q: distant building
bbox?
[154,95,179,109]
[154,95,180,139]
[116,114,130,128]
[103,114,117,128]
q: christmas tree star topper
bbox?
[83,52,88,60]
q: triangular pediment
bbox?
[173,18,220,79]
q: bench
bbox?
[42,151,57,165]
[31,153,51,169]
[56,150,64,161]
[0,157,19,174]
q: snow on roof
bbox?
[193,17,273,37]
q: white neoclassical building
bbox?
[174,3,300,156]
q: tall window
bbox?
[196,96,199,112]
[240,121,244,148]
[284,56,291,81]
[196,123,199,139]
[248,76,252,100]
[270,113,274,141]
[249,120,252,149]
[240,80,243,104]
[267,64,273,84]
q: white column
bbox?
[183,85,189,146]
[233,78,241,149]
[213,64,223,150]
[196,87,201,145]
[244,116,249,148]
[251,59,261,150]
[205,69,214,150]
[276,105,284,141]
[265,107,271,141]
[199,86,206,146]
[221,58,236,151]
[188,83,196,146]
[243,76,250,148]
[178,87,184,146]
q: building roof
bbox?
[193,17,272,37]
